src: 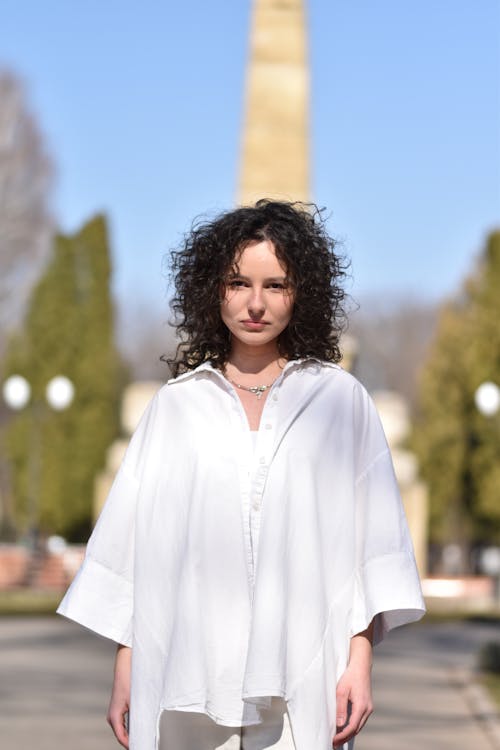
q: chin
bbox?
[235,332,277,347]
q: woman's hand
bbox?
[107,644,132,748]
[332,622,374,749]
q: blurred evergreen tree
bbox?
[467,231,500,538]
[413,230,500,562]
[2,215,127,541]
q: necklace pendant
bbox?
[228,376,276,398]
[250,385,265,398]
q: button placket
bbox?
[227,393,257,592]
[225,372,286,587]
[248,387,279,572]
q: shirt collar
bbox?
[166,360,219,386]
[167,357,338,386]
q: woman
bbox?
[57,200,425,750]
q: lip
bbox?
[241,319,269,329]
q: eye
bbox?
[227,278,246,288]
[267,282,286,291]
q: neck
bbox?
[226,340,284,375]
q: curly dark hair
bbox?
[165,199,349,376]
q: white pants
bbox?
[158,698,296,750]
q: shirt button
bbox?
[272,393,278,401]
[259,456,266,464]
[252,500,261,510]
[265,423,272,430]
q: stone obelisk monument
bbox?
[238,0,310,205]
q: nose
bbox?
[247,286,265,317]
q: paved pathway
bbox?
[0,616,116,750]
[0,616,499,749]
[357,619,500,750]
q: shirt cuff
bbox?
[57,556,134,646]
[350,552,426,644]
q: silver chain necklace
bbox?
[228,377,278,399]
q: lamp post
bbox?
[2,374,75,564]
[475,381,500,419]
[474,381,500,604]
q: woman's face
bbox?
[220,239,294,350]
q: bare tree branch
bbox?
[0,69,55,355]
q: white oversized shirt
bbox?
[57,359,425,750]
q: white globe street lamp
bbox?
[46,376,75,411]
[474,380,500,604]
[2,375,31,411]
[475,381,500,418]
[2,373,75,565]
[3,374,75,413]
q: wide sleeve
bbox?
[56,392,159,646]
[349,388,426,645]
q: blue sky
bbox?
[1,0,499,319]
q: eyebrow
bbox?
[226,273,289,282]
